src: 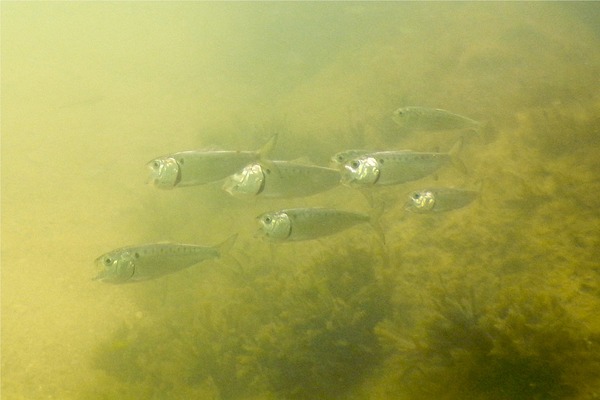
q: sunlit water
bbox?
[2,3,599,399]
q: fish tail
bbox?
[473,179,485,207]
[257,134,280,174]
[215,234,245,276]
[478,120,498,144]
[449,138,468,175]
[258,134,279,160]
[216,233,238,257]
[368,202,386,245]
[358,188,375,207]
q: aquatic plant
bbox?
[375,276,600,400]
[236,246,393,399]
[87,244,392,400]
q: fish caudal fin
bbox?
[215,234,244,276]
[257,134,280,174]
[258,134,279,159]
[448,138,468,175]
[368,202,386,245]
[216,233,238,257]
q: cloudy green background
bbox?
[2,3,599,399]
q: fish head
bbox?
[341,156,380,186]
[256,211,291,240]
[146,157,181,189]
[406,190,436,212]
[93,251,136,283]
[222,163,265,196]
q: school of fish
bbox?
[95,106,482,283]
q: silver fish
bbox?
[93,234,237,283]
[392,106,480,132]
[256,208,383,242]
[147,135,277,189]
[223,161,341,198]
[342,140,464,187]
[405,187,478,213]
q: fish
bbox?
[256,207,384,242]
[223,161,341,198]
[392,106,480,132]
[147,134,278,189]
[405,187,479,213]
[341,139,465,187]
[93,234,237,283]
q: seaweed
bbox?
[236,246,393,399]
[375,276,600,400]
[86,246,392,400]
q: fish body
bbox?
[147,135,277,189]
[342,140,463,187]
[223,161,341,198]
[257,208,373,241]
[94,234,237,283]
[405,187,478,213]
[392,106,479,132]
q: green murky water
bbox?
[2,3,599,399]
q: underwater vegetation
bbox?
[88,246,393,400]
[375,275,600,400]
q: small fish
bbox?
[392,106,480,132]
[405,187,478,213]
[147,135,278,189]
[223,161,341,198]
[93,234,237,283]
[256,207,383,242]
[341,139,464,187]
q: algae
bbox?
[87,246,392,399]
[375,276,600,400]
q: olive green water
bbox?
[2,3,599,399]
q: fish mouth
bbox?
[92,269,110,282]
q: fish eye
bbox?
[336,155,344,162]
[152,161,160,168]
[350,160,360,169]
[264,217,272,224]
[103,257,113,266]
